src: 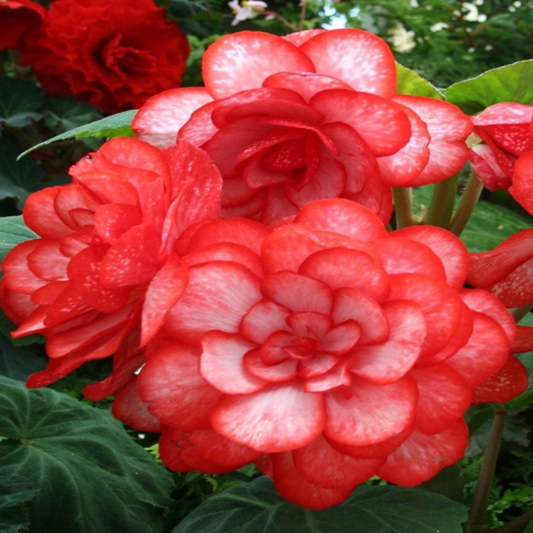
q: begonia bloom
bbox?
[21,0,190,113]
[0,0,46,51]
[137,199,520,509]
[133,29,472,224]
[469,102,533,214]
[0,137,222,402]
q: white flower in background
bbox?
[228,0,268,25]
[388,23,416,53]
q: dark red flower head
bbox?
[21,0,190,113]
[0,0,46,50]
[0,137,222,400]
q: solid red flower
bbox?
[21,0,190,113]
[0,137,222,402]
[469,102,533,214]
[136,199,522,509]
[133,29,472,224]
[0,0,46,50]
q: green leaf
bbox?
[445,60,533,114]
[43,97,102,133]
[0,375,173,533]
[461,200,533,252]
[396,63,444,100]
[0,469,36,533]
[18,109,137,160]
[0,216,37,262]
[0,133,45,208]
[524,517,533,533]
[0,77,45,128]
[173,476,468,533]
[0,335,46,382]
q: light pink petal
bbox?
[324,376,418,446]
[311,89,411,157]
[203,31,315,99]
[411,364,472,435]
[286,311,332,338]
[332,287,389,345]
[272,451,353,510]
[132,88,214,148]
[346,170,393,224]
[200,331,266,394]
[294,198,388,241]
[23,187,72,239]
[460,288,515,345]
[243,349,298,382]
[141,254,189,347]
[26,240,68,281]
[469,141,513,191]
[509,150,533,216]
[297,352,341,379]
[259,184,300,225]
[303,360,352,393]
[261,271,333,313]
[263,71,353,103]
[164,261,262,344]
[2,240,47,294]
[377,104,430,186]
[472,356,528,404]
[282,29,326,47]
[473,102,533,127]
[321,321,362,354]
[388,273,463,357]
[212,382,326,453]
[183,242,264,277]
[177,101,219,147]
[240,299,290,344]
[299,248,390,302]
[375,237,446,280]
[393,225,469,289]
[378,420,468,486]
[292,434,384,489]
[99,224,162,288]
[94,204,142,245]
[138,342,221,430]
[112,377,161,433]
[300,29,397,98]
[348,300,426,384]
[446,312,510,386]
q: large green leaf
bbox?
[0,77,45,129]
[396,64,444,100]
[0,468,36,533]
[0,375,173,533]
[18,109,137,160]
[0,334,46,381]
[173,476,468,533]
[445,59,533,114]
[0,216,37,262]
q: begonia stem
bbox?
[491,510,533,533]
[299,0,307,30]
[393,187,415,228]
[450,173,484,236]
[265,12,297,31]
[424,175,459,228]
[468,410,507,531]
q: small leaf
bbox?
[0,469,36,533]
[18,109,137,160]
[445,59,533,114]
[173,476,468,533]
[0,334,46,381]
[0,216,37,262]
[43,96,102,133]
[0,375,173,533]
[396,63,444,100]
[0,77,45,128]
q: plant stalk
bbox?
[393,187,415,228]
[424,175,460,229]
[468,410,507,531]
[491,510,533,533]
[450,173,484,236]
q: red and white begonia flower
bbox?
[134,199,526,509]
[133,29,472,224]
[0,137,222,404]
[469,102,533,214]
